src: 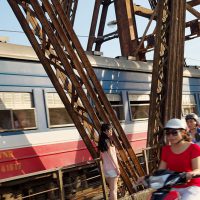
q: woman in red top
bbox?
[159,118,200,200]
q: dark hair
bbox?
[98,123,113,152]
[185,113,199,126]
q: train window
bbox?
[128,94,150,120]
[0,110,12,131]
[106,94,125,121]
[13,109,36,129]
[182,94,197,115]
[46,93,73,127]
[0,92,36,132]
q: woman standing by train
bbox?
[98,123,120,200]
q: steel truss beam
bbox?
[136,1,200,54]
[87,0,112,52]
[8,0,144,195]
[147,0,186,170]
[148,0,157,9]
[188,0,200,7]
[61,0,78,26]
[113,0,144,59]
[88,0,200,58]
[87,0,145,59]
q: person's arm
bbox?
[158,160,167,170]
[136,160,167,185]
[110,150,120,174]
[106,142,120,174]
[186,156,200,180]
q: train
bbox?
[0,42,200,180]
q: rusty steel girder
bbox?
[8,0,144,195]
[60,0,78,26]
[113,0,142,59]
[87,0,145,59]
[87,0,113,52]
[148,0,157,9]
[187,0,200,7]
[147,0,186,156]
[87,0,200,58]
[133,1,200,54]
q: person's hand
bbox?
[186,172,193,182]
[136,176,145,185]
[116,168,120,176]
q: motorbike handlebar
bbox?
[143,170,200,190]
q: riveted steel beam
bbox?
[147,0,186,162]
[8,0,144,196]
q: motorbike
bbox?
[142,169,200,200]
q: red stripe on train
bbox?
[0,133,147,179]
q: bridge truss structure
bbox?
[6,0,200,197]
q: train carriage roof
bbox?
[0,42,200,77]
[0,42,38,61]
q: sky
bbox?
[0,0,200,65]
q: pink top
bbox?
[161,143,200,188]
[101,144,119,172]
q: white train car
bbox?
[0,42,200,179]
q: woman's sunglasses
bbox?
[164,129,181,136]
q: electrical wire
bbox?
[0,29,89,38]
[0,29,24,34]
[1,29,200,63]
